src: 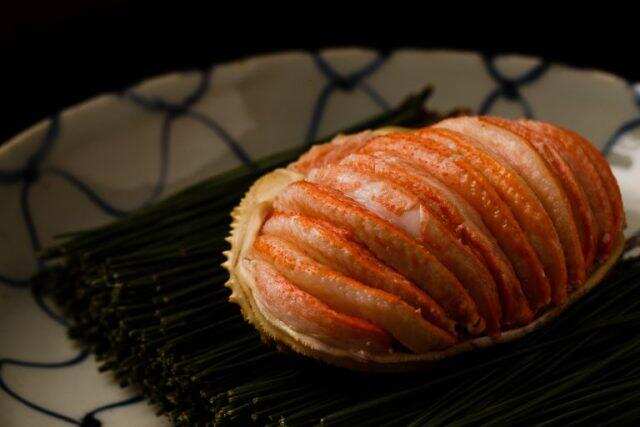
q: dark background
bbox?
[3,2,638,144]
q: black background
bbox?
[3,2,638,144]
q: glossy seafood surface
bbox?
[225,116,625,370]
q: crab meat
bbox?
[290,131,376,174]
[272,180,484,334]
[260,212,456,333]
[226,116,626,367]
[308,159,502,333]
[248,259,393,353]
[517,120,621,260]
[484,117,598,271]
[251,235,457,352]
[346,151,534,326]
[360,134,552,311]
[565,127,624,237]
[421,127,569,304]
[436,117,586,291]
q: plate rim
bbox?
[1,47,635,160]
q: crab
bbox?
[223,117,625,371]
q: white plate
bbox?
[1,48,639,426]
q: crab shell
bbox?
[223,119,625,372]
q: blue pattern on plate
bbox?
[124,69,254,168]
[305,52,390,146]
[1,348,143,427]
[0,351,90,425]
[0,115,60,287]
[603,84,640,156]
[0,66,258,426]
[479,54,549,118]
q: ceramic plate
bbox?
[1,48,639,426]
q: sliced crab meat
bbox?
[290,131,375,174]
[248,259,393,353]
[436,117,586,288]
[251,235,457,353]
[361,134,552,311]
[484,117,598,271]
[272,180,484,334]
[566,127,624,237]
[309,160,502,332]
[421,127,569,304]
[351,151,534,326]
[518,120,621,260]
[260,213,456,333]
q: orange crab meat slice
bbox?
[251,235,457,353]
[484,117,598,272]
[260,212,457,333]
[308,159,502,333]
[517,120,621,261]
[272,180,484,334]
[345,151,534,326]
[290,131,375,174]
[249,259,394,353]
[566,127,624,239]
[420,127,569,304]
[437,117,586,288]
[361,134,552,311]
